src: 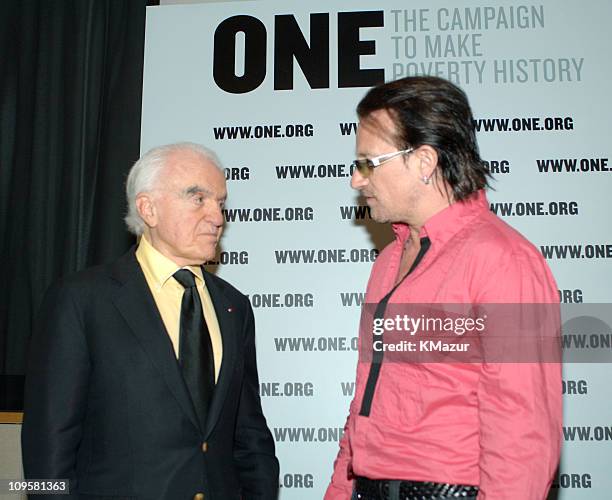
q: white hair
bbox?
[124,142,223,235]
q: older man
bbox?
[22,143,279,499]
[326,77,561,500]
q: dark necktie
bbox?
[173,269,215,432]
[359,237,431,417]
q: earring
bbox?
[421,176,430,185]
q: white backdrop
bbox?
[142,1,612,497]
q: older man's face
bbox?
[146,150,227,266]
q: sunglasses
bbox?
[351,148,414,177]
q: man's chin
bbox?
[185,249,217,266]
[369,210,388,224]
[199,253,216,265]
[202,248,220,264]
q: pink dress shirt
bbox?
[325,190,562,500]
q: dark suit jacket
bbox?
[22,249,279,500]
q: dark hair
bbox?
[357,76,490,200]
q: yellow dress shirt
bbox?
[136,234,222,382]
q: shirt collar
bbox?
[392,190,489,248]
[136,234,204,290]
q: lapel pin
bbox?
[227,307,233,313]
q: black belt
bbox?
[354,476,479,500]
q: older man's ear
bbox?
[136,193,157,229]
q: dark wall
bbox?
[0,0,156,411]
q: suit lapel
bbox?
[203,271,239,438]
[110,250,201,432]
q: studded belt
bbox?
[354,476,479,500]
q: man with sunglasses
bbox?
[325,77,561,500]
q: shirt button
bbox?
[193,494,204,500]
[201,441,208,453]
